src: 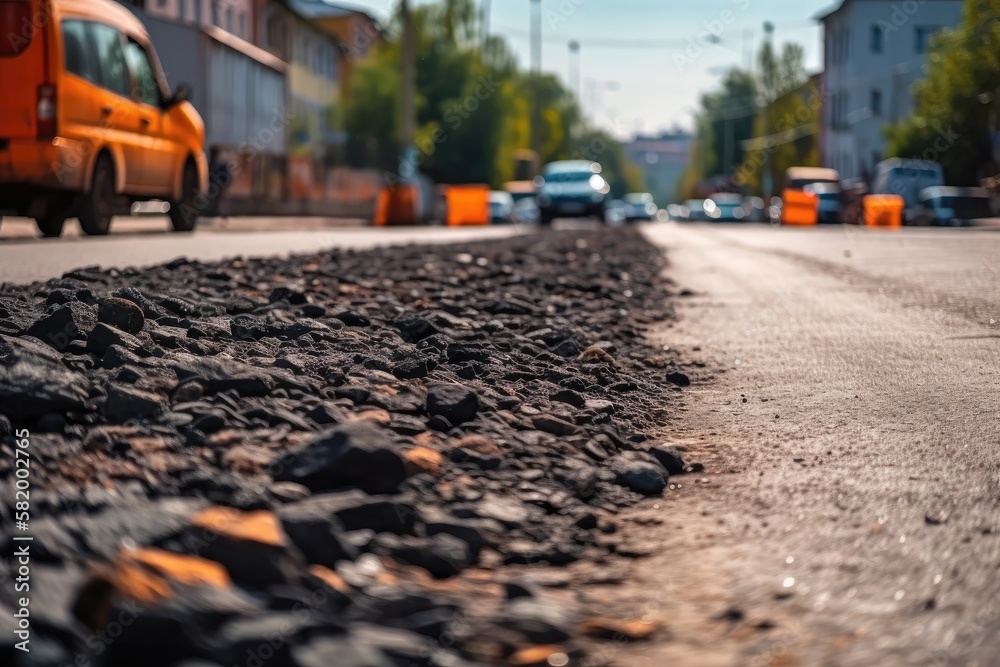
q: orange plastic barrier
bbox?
[443,185,490,226]
[781,189,819,226]
[375,184,419,226]
[863,194,904,228]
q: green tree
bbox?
[886,0,1000,185]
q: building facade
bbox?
[624,133,695,204]
[142,0,255,41]
[818,0,963,181]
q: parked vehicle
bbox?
[488,190,515,224]
[872,158,945,224]
[623,192,657,221]
[803,182,843,223]
[0,0,207,237]
[604,199,627,225]
[745,196,767,222]
[910,187,995,226]
[705,192,747,221]
[682,199,710,221]
[513,196,539,224]
[667,203,690,221]
[535,160,610,224]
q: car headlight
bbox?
[589,174,606,190]
[734,208,745,219]
[708,208,721,218]
[645,203,657,215]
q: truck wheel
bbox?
[169,161,200,232]
[77,155,116,236]
[35,213,66,238]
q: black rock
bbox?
[26,302,95,351]
[394,315,440,343]
[278,501,360,569]
[277,490,416,535]
[426,384,479,424]
[335,310,370,327]
[390,533,475,579]
[271,422,407,495]
[102,383,164,422]
[649,444,687,475]
[98,296,145,334]
[550,388,586,409]
[665,371,691,387]
[608,452,669,495]
[0,335,91,420]
[86,322,143,356]
[496,597,575,644]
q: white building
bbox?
[817,0,963,180]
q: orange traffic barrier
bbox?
[442,185,490,226]
[781,189,818,226]
[863,194,904,228]
[374,184,420,226]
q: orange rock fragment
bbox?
[580,617,664,640]
[192,507,285,547]
[403,446,444,478]
[125,548,231,589]
[309,565,351,594]
[508,645,567,665]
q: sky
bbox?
[348,0,835,139]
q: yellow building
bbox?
[282,0,382,101]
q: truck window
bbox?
[89,22,130,97]
[124,39,161,106]
[62,20,98,83]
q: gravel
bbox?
[0,227,691,666]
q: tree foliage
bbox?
[886,0,1000,185]
[344,0,632,190]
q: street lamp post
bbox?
[400,0,416,181]
[530,0,542,167]
[569,40,581,102]
[761,20,774,198]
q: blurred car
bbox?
[705,193,747,221]
[513,196,539,224]
[604,199,627,225]
[623,192,657,221]
[488,190,515,224]
[667,203,690,221]
[682,199,710,221]
[0,0,207,237]
[536,160,610,224]
[803,182,843,224]
[873,158,944,224]
[911,187,995,226]
[744,196,767,222]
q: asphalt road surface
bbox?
[607,223,1000,666]
[5,215,999,664]
[0,215,526,283]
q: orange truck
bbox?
[0,0,207,237]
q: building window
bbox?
[179,0,185,20]
[193,0,201,23]
[871,89,882,117]
[238,13,246,38]
[225,7,233,32]
[211,0,220,27]
[871,25,883,53]
[915,26,938,54]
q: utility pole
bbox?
[482,0,491,49]
[530,0,542,167]
[569,40,581,103]
[400,0,416,182]
[761,21,774,199]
